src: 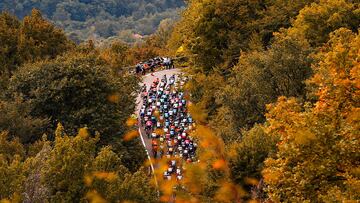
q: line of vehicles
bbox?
[135,57,174,75]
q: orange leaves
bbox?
[193,125,226,158]
[159,179,177,197]
[346,108,360,127]
[244,177,259,186]
[124,116,140,141]
[85,190,107,203]
[260,30,360,201]
[154,128,164,135]
[126,117,138,127]
[154,157,179,202]
[187,102,207,124]
[123,130,139,141]
[107,93,120,103]
[84,171,118,203]
[265,97,315,145]
[262,169,281,185]
[215,182,245,203]
[182,164,207,194]
[309,29,359,114]
[212,159,227,170]
[153,110,160,119]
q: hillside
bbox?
[0,0,185,43]
[0,0,359,202]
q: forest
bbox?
[0,0,359,202]
[0,0,185,43]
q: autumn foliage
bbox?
[0,1,359,202]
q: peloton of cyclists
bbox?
[139,73,195,181]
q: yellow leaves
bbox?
[93,172,117,182]
[265,97,319,145]
[78,127,89,139]
[107,93,120,103]
[261,30,360,201]
[227,143,240,159]
[85,190,107,203]
[55,122,65,137]
[176,45,184,54]
[123,130,139,141]
[0,193,21,203]
[309,29,359,114]
[293,128,316,145]
[84,175,93,186]
[350,167,360,177]
[350,63,360,89]
[84,171,118,186]
[346,107,360,126]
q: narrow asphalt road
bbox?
[136,69,181,175]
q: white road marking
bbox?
[136,68,182,195]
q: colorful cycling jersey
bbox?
[139,73,197,183]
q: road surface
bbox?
[136,69,182,181]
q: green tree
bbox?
[0,12,20,90]
[92,146,124,173]
[0,10,74,92]
[263,28,360,202]
[170,0,315,73]
[111,137,147,173]
[229,125,278,197]
[0,98,49,143]
[88,146,129,202]
[7,53,137,145]
[118,169,158,203]
[216,33,313,134]
[1,0,186,42]
[0,12,20,68]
